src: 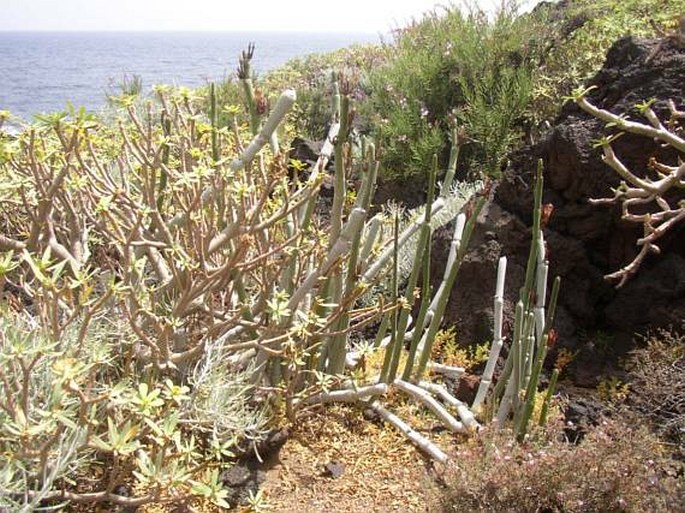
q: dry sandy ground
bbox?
[258,406,446,513]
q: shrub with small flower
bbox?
[441,419,683,513]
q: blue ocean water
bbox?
[0,31,379,122]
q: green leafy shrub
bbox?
[529,0,682,127]
[364,2,547,182]
[263,44,388,139]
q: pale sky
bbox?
[0,0,534,33]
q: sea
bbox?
[0,31,380,126]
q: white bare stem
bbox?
[296,383,388,407]
[472,256,507,412]
[427,362,466,380]
[369,401,449,464]
[577,97,685,153]
[317,123,339,170]
[394,379,466,433]
[361,198,445,282]
[419,381,480,431]
[297,122,340,222]
[576,96,685,286]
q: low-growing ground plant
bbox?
[431,327,490,370]
[627,328,685,456]
[440,418,683,513]
[596,375,631,404]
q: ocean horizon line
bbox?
[0,29,386,36]
[0,30,378,120]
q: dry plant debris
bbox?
[259,406,444,513]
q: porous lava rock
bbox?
[436,36,685,365]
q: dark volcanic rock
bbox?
[220,428,290,506]
[287,137,335,196]
[288,137,323,173]
[454,373,481,405]
[437,36,685,363]
[562,393,613,443]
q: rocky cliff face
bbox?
[438,36,684,370]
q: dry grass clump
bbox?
[439,419,683,513]
[627,329,685,457]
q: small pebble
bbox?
[322,460,345,479]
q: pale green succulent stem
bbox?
[322,88,353,375]
[298,82,343,365]
[287,208,366,313]
[516,275,560,441]
[402,230,432,381]
[329,94,349,247]
[359,215,383,265]
[414,197,484,381]
[472,256,507,412]
[156,110,171,214]
[331,76,341,122]
[278,217,296,294]
[209,82,219,162]
[240,77,260,136]
[373,314,391,348]
[356,148,379,212]
[379,212,401,383]
[520,160,544,309]
[522,312,535,397]
[328,151,380,372]
[442,128,460,194]
[208,82,227,230]
[386,158,437,382]
[539,367,559,427]
[495,160,547,427]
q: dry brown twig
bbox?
[576,94,685,287]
